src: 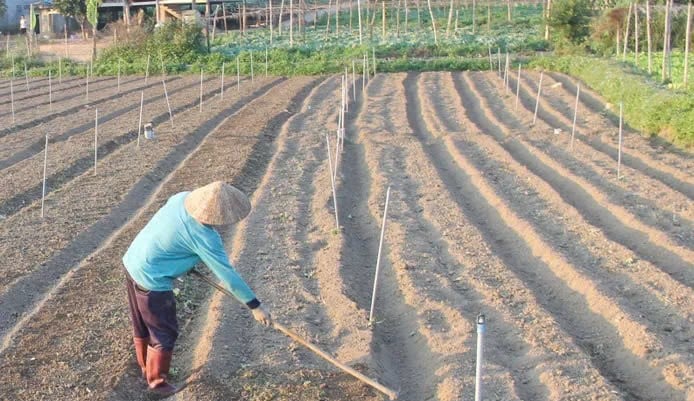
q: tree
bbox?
[87,0,101,61]
[548,0,594,50]
[0,0,7,20]
[53,0,88,39]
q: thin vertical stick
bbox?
[357,0,363,44]
[684,1,692,87]
[532,72,543,125]
[290,0,294,46]
[515,64,521,111]
[352,60,357,97]
[634,1,639,65]
[646,0,652,74]
[137,91,144,148]
[618,102,623,179]
[10,76,15,124]
[162,78,174,127]
[372,47,376,76]
[237,57,241,90]
[41,135,48,218]
[200,68,204,113]
[59,57,62,84]
[48,70,53,111]
[504,53,510,93]
[94,108,98,175]
[24,62,29,92]
[497,48,501,78]
[368,185,391,323]
[250,51,254,82]
[265,47,269,76]
[145,54,150,84]
[363,54,367,92]
[85,65,90,101]
[326,134,340,231]
[117,59,121,92]
[570,84,580,151]
[623,3,632,60]
[221,62,225,99]
[488,47,493,71]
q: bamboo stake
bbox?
[279,0,285,36]
[634,1,639,65]
[426,0,438,45]
[162,78,174,128]
[48,70,53,112]
[94,108,98,175]
[570,83,580,151]
[237,57,241,91]
[10,74,15,124]
[662,0,671,81]
[290,0,294,46]
[59,57,62,84]
[117,59,121,92]
[357,0,363,44]
[145,54,150,84]
[221,62,225,99]
[515,64,521,111]
[250,51,254,82]
[352,60,357,96]
[472,0,476,33]
[24,62,29,92]
[41,135,48,218]
[618,102,623,179]
[200,68,204,113]
[532,72,543,126]
[646,0,652,74]
[269,0,274,42]
[265,47,269,76]
[191,270,397,400]
[336,0,340,34]
[488,47,493,71]
[137,91,144,148]
[85,65,89,101]
[623,3,632,60]
[446,0,454,37]
[369,185,390,323]
[685,1,692,87]
[326,134,340,230]
[497,48,501,78]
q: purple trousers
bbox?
[124,269,179,351]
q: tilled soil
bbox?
[0,72,691,401]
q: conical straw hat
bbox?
[184,182,251,226]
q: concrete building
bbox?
[1,0,36,32]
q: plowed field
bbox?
[0,71,691,401]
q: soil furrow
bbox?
[0,78,249,218]
[510,72,694,199]
[408,72,623,400]
[410,72,682,400]
[436,72,694,390]
[455,72,694,288]
[0,75,93,104]
[332,73,438,401]
[0,76,182,140]
[0,77,317,401]
[0,79,284,345]
[484,73,694,250]
[0,76,133,115]
[0,76,189,159]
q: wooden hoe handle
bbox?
[191,270,398,400]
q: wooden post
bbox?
[684,1,692,87]
[279,0,285,36]
[117,59,121,92]
[162,77,174,127]
[662,0,671,81]
[326,134,340,231]
[200,68,204,113]
[622,3,632,61]
[237,56,241,91]
[48,70,53,112]
[221,62,225,99]
[137,91,144,147]
[250,50,254,82]
[85,65,90,101]
[41,135,48,218]
[24,62,30,92]
[646,0,652,73]
[507,0,511,22]
[532,72,543,126]
[634,2,639,65]
[59,57,63,84]
[223,2,229,33]
[352,60,357,96]
[369,186,390,323]
[544,0,551,40]
[336,0,340,34]
[382,0,386,37]
[10,68,15,124]
[145,54,150,84]
[446,0,454,37]
[265,47,269,76]
[269,0,273,41]
[486,0,490,31]
[472,0,476,33]
[290,0,294,46]
[94,108,98,175]
[64,23,69,58]
[515,64,521,111]
[570,84,580,151]
[618,102,623,179]
[427,0,438,45]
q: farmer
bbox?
[19,16,27,35]
[123,181,271,396]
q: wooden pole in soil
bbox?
[369,185,390,324]
[357,0,363,44]
[336,0,340,35]
[24,62,29,92]
[250,51,254,82]
[237,57,241,91]
[59,57,62,84]
[265,47,269,76]
[504,53,509,93]
[94,108,98,175]
[662,0,671,81]
[145,54,150,84]
[634,2,639,65]
[10,74,15,124]
[515,64,521,111]
[118,59,121,92]
[41,135,48,218]
[352,61,357,97]
[623,3,632,61]
[85,65,90,101]
[290,0,294,47]
[472,0,476,33]
[646,0,652,74]
[684,1,692,87]
[488,47,493,71]
[372,47,377,76]
[570,83,580,151]
[137,91,144,148]
[325,133,340,231]
[162,78,174,128]
[190,270,398,400]
[363,54,367,92]
[532,72,543,126]
[200,68,204,113]
[497,48,501,78]
[279,0,285,36]
[48,70,53,112]
[221,62,225,99]
[618,102,623,179]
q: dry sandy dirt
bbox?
[0,70,692,401]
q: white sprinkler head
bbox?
[144,123,155,140]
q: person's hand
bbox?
[251,305,272,327]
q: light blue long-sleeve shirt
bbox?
[123,191,257,306]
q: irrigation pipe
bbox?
[190,269,398,400]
